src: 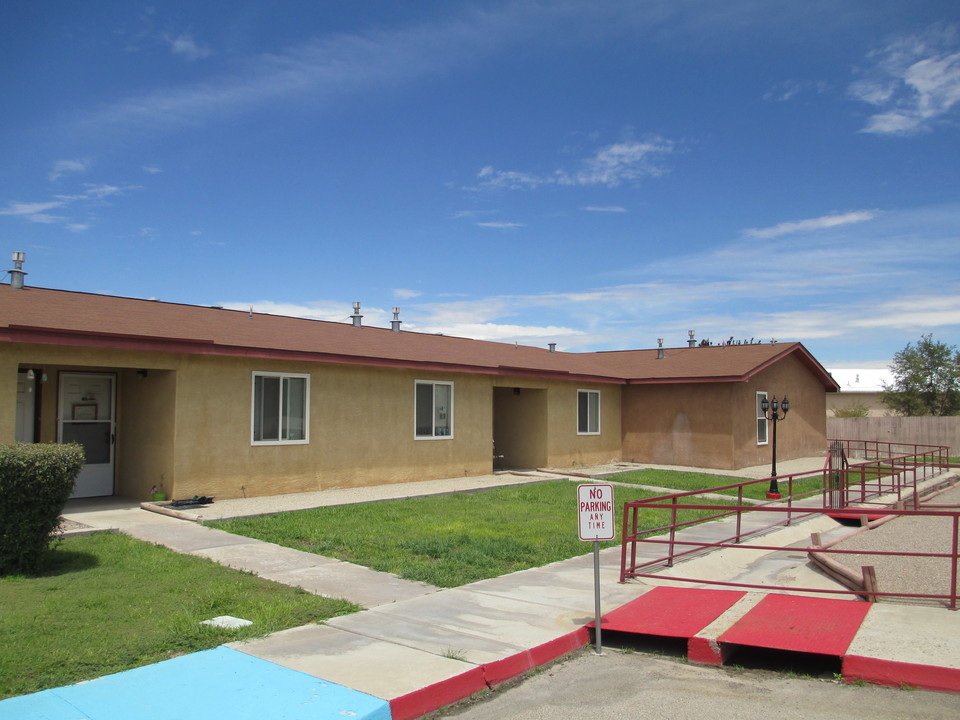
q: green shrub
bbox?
[831,400,871,418]
[0,443,85,575]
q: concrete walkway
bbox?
[5,460,960,720]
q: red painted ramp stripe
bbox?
[720,594,870,656]
[594,587,746,637]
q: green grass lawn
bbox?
[601,468,828,501]
[210,480,731,588]
[0,532,359,700]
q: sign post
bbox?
[578,483,615,655]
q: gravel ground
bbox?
[58,517,92,533]
[827,484,960,607]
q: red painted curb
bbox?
[687,636,723,666]
[389,628,591,719]
[389,666,487,720]
[483,628,590,686]
[843,655,960,693]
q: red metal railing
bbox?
[619,441,957,608]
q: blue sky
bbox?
[2,1,959,369]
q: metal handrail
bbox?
[619,441,955,608]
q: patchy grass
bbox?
[0,532,359,700]
[210,481,732,588]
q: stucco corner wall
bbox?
[741,354,828,468]
[543,383,622,469]
[621,382,737,469]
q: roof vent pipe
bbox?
[351,301,363,328]
[548,343,556,353]
[657,338,664,360]
[391,307,402,333]
[687,330,696,348]
[9,251,26,289]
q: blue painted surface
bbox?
[0,646,391,720]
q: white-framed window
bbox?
[252,372,310,445]
[577,389,601,435]
[756,391,768,445]
[415,380,453,439]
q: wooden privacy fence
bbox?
[827,416,959,453]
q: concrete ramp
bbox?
[0,647,390,720]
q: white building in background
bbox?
[826,368,894,417]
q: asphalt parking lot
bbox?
[440,647,960,720]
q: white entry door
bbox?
[59,372,116,498]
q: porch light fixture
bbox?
[760,395,789,499]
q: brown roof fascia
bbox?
[625,375,750,385]
[738,342,840,391]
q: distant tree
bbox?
[831,400,871,418]
[881,334,960,416]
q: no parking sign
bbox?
[577,483,615,541]
[577,482,615,655]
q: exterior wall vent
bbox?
[9,251,26,289]
[351,301,363,328]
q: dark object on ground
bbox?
[169,496,215,507]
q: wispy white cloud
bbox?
[0,200,66,217]
[0,183,141,230]
[407,204,960,352]
[849,25,960,135]
[75,5,545,134]
[764,79,829,102]
[142,165,163,174]
[475,167,544,190]
[743,210,877,239]
[49,159,90,182]
[584,205,627,213]
[218,202,960,355]
[393,288,422,299]
[221,300,353,323]
[476,221,525,229]
[166,33,213,62]
[473,139,675,192]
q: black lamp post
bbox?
[761,395,789,499]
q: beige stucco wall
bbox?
[622,353,829,471]
[2,341,624,500]
[545,382,622,468]
[169,358,499,498]
[621,382,737,468]
[827,392,887,417]
[736,354,829,468]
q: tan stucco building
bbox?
[1,284,839,500]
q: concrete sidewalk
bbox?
[5,461,960,719]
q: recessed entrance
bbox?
[492,387,547,470]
